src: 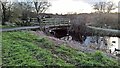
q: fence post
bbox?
[54,18,55,27]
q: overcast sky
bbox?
[47,0,119,14]
[3,0,120,14]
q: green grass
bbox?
[0,24,16,28]
[0,21,1,65]
[2,31,119,66]
[1,25,23,28]
[0,25,2,28]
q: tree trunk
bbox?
[37,13,42,30]
[2,3,6,25]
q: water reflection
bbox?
[60,35,120,54]
[83,36,120,53]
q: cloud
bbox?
[47,0,93,14]
[77,0,119,5]
[73,0,118,5]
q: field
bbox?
[0,32,2,65]
[2,31,119,66]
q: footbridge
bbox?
[1,18,120,39]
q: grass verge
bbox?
[2,31,119,66]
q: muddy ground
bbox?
[31,30,119,59]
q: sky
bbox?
[2,0,120,14]
[47,0,120,14]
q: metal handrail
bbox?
[41,18,70,26]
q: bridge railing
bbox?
[41,18,70,26]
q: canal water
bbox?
[60,36,120,53]
[83,36,120,53]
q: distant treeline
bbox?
[67,13,119,30]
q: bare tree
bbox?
[0,1,7,25]
[93,1,117,13]
[6,2,13,22]
[106,1,116,13]
[10,2,33,26]
[93,2,106,13]
[33,0,51,26]
[0,1,2,22]
[0,1,14,25]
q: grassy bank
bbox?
[0,25,24,28]
[0,32,2,65]
[2,31,119,66]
